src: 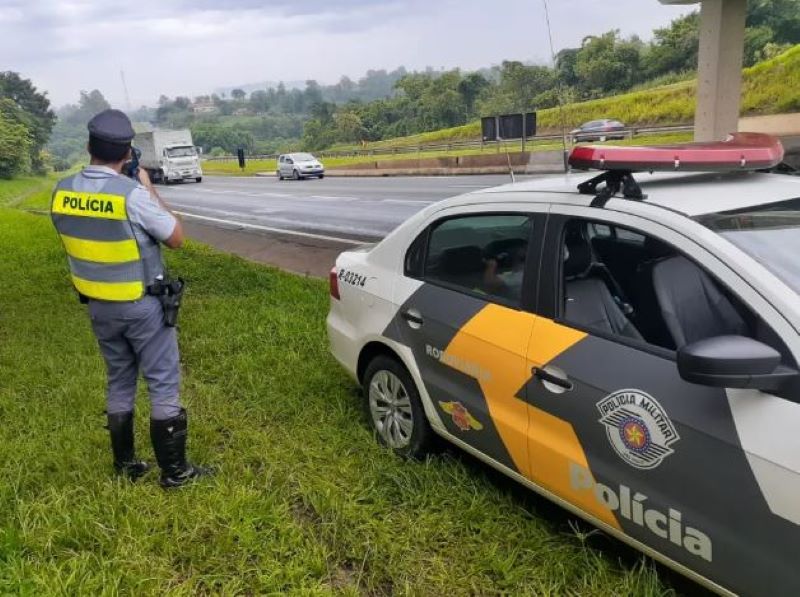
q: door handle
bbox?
[401,309,424,328]
[532,366,574,392]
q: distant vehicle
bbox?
[135,129,202,184]
[277,153,325,180]
[571,119,627,143]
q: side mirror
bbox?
[678,335,798,392]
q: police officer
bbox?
[50,109,209,488]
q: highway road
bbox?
[159,174,530,244]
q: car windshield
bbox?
[292,153,315,161]
[166,146,197,158]
[698,198,800,294]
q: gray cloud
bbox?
[2,0,693,107]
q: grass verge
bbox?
[203,132,694,176]
[0,176,675,595]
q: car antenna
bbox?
[541,0,569,173]
[506,150,516,183]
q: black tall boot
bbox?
[150,409,211,488]
[107,412,150,480]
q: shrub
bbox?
[0,107,32,178]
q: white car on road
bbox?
[326,133,800,596]
[277,153,325,180]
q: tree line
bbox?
[301,1,798,149]
[0,72,55,178]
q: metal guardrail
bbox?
[203,124,694,163]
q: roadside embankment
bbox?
[0,174,670,594]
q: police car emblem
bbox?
[439,401,483,432]
[597,389,679,470]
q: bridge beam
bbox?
[660,0,747,141]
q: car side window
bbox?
[558,218,793,359]
[424,214,532,306]
[405,229,427,278]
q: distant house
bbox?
[191,98,217,114]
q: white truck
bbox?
[135,129,202,184]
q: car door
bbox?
[524,208,800,596]
[283,156,294,176]
[387,209,545,479]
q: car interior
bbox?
[423,215,531,303]
[561,219,790,356]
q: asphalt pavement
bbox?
[160,174,525,244]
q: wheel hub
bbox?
[369,370,413,449]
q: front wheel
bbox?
[195,177,202,183]
[362,356,436,459]
[293,169,301,180]
[277,170,283,180]
[318,173,325,179]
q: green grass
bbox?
[0,173,61,207]
[203,132,693,176]
[0,176,676,595]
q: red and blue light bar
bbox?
[568,132,785,172]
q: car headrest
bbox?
[564,238,592,278]
[440,245,484,275]
[485,237,526,258]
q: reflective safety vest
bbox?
[51,172,162,302]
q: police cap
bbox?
[87,109,135,144]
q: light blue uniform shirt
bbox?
[77,165,177,283]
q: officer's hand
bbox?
[138,168,153,189]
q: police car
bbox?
[326,133,800,596]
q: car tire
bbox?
[293,169,301,180]
[195,177,202,183]
[362,356,436,459]
[277,171,283,180]
[318,174,325,179]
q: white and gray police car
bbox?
[327,133,800,596]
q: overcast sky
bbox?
[1,0,694,108]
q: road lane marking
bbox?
[381,199,436,205]
[169,204,264,219]
[166,187,294,198]
[309,195,359,201]
[175,211,368,245]
[448,184,494,189]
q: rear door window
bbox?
[424,214,532,306]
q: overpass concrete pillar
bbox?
[693,0,747,141]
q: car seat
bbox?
[564,234,643,341]
[652,255,748,348]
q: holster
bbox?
[148,277,185,328]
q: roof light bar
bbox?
[568,132,785,172]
